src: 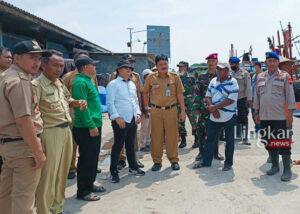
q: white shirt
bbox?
[206,76,239,122]
[106,76,141,123]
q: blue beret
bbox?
[252,58,258,62]
[229,57,240,64]
[265,52,279,60]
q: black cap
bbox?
[177,61,189,67]
[122,54,136,62]
[116,60,133,72]
[75,56,99,68]
[13,40,51,57]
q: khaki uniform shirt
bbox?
[231,69,252,100]
[32,73,74,128]
[254,69,296,120]
[0,64,43,138]
[143,71,184,107]
[110,71,143,93]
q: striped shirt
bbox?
[206,76,239,122]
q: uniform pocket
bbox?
[152,84,160,95]
[272,81,284,95]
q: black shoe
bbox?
[192,137,200,148]
[151,163,162,171]
[96,168,101,173]
[137,161,144,168]
[242,139,251,145]
[214,153,224,161]
[140,146,150,152]
[195,153,203,161]
[110,173,120,183]
[129,168,146,176]
[171,162,180,170]
[68,172,76,180]
[179,136,187,148]
[117,161,126,171]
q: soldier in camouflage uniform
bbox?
[193,53,224,162]
[177,61,199,149]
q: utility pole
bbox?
[127,27,133,53]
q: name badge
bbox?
[166,89,171,96]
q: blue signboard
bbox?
[147,25,170,58]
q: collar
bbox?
[11,64,31,81]
[155,71,170,78]
[217,75,232,82]
[267,69,280,77]
[77,73,92,80]
[117,76,131,82]
[39,73,60,86]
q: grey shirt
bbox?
[231,69,252,100]
[253,69,296,120]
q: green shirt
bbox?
[72,73,102,129]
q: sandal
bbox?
[91,185,106,193]
[77,193,100,201]
[222,166,232,171]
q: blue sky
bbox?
[6,0,300,68]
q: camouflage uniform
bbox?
[178,74,198,137]
[194,70,218,153]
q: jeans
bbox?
[251,107,261,133]
[73,127,102,197]
[202,115,236,167]
[110,117,138,174]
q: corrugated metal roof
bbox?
[0,0,111,53]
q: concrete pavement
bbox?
[63,114,300,214]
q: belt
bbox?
[151,104,176,110]
[56,122,69,128]
[0,134,41,144]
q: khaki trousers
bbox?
[0,141,41,214]
[69,139,77,173]
[150,106,179,164]
[36,127,72,214]
[139,114,151,148]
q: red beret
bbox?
[206,53,218,60]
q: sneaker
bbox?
[117,161,126,170]
[137,161,144,168]
[110,173,120,183]
[140,146,150,152]
[129,168,146,176]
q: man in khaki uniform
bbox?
[0,46,12,174]
[144,54,186,171]
[109,54,144,169]
[62,51,99,179]
[229,57,252,145]
[0,46,12,74]
[33,50,86,214]
[0,40,47,214]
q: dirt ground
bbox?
[63,114,300,214]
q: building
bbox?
[0,0,111,58]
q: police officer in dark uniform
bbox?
[229,57,252,145]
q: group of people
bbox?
[0,38,297,214]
